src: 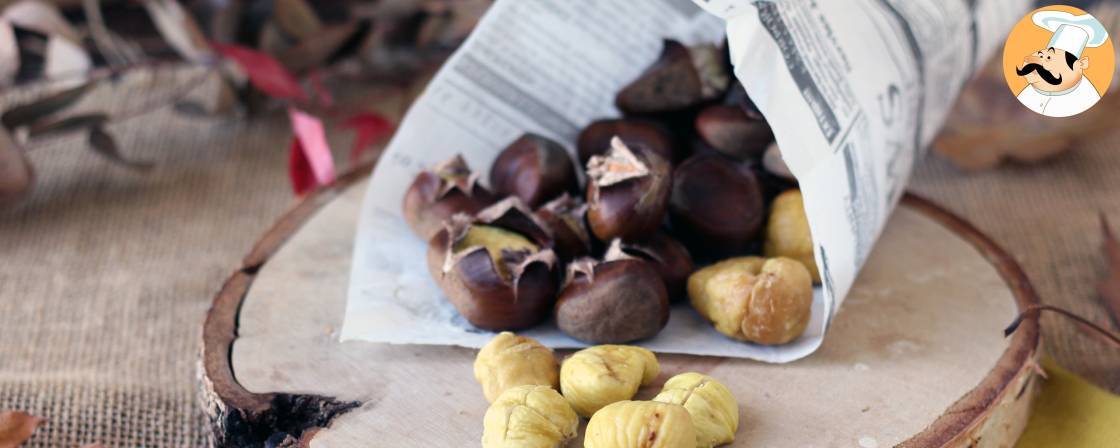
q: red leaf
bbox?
[343,113,394,163]
[211,43,306,101]
[1098,214,1120,325]
[307,70,334,109]
[0,411,44,448]
[287,108,334,195]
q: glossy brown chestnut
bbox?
[669,153,765,258]
[604,234,694,301]
[489,133,579,208]
[585,137,672,242]
[534,193,592,261]
[403,154,498,239]
[554,258,670,344]
[615,39,730,115]
[427,198,558,331]
[695,104,773,161]
[576,119,675,165]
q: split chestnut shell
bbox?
[403,154,497,239]
[585,137,672,242]
[427,198,559,331]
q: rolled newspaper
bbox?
[341,0,1029,362]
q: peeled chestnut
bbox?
[695,104,773,161]
[669,153,765,258]
[554,258,670,343]
[615,39,730,115]
[586,137,672,241]
[427,198,558,331]
[576,119,675,165]
[534,194,592,261]
[403,154,497,239]
[490,133,579,208]
[604,234,694,301]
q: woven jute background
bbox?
[0,69,1117,446]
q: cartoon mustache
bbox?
[1016,63,1063,85]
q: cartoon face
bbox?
[1017,46,1089,92]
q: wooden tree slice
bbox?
[200,164,1041,447]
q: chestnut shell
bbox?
[669,153,764,258]
[694,104,773,161]
[586,140,672,242]
[576,119,676,165]
[616,40,704,115]
[490,133,578,208]
[554,259,669,343]
[402,157,497,239]
[606,234,694,301]
[534,194,592,261]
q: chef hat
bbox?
[1033,10,1108,58]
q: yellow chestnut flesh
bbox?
[585,400,696,448]
[454,225,539,280]
[559,345,660,418]
[763,189,819,283]
[653,372,739,447]
[482,385,578,448]
[474,332,559,403]
[688,256,812,345]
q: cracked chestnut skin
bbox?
[489,133,579,208]
[615,39,729,115]
[605,234,694,301]
[577,118,676,165]
[554,258,669,344]
[427,199,559,331]
[586,137,673,242]
[533,193,592,261]
[669,153,765,258]
[403,155,497,240]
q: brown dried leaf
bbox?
[273,0,322,41]
[88,126,154,171]
[0,127,33,205]
[1,0,80,42]
[0,19,17,86]
[1098,214,1120,325]
[1,81,94,130]
[43,35,91,82]
[277,22,359,74]
[0,410,44,448]
[142,0,212,64]
[27,112,107,139]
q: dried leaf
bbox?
[273,0,322,41]
[0,127,33,205]
[1098,214,1120,324]
[212,43,306,101]
[88,126,154,171]
[43,35,91,82]
[142,0,212,64]
[0,410,44,447]
[82,0,144,66]
[1,81,93,130]
[343,112,393,163]
[287,107,333,195]
[27,112,106,138]
[0,19,17,86]
[277,22,359,74]
[1,0,80,43]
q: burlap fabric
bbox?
[0,69,1117,446]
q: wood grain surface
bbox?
[200,168,1042,447]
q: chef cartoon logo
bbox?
[1002,6,1113,118]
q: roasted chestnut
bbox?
[586,137,672,241]
[604,234,694,301]
[490,133,579,208]
[695,104,772,161]
[669,153,765,258]
[427,198,558,331]
[615,39,730,115]
[554,258,669,343]
[534,194,592,261]
[576,119,675,165]
[403,154,498,239]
